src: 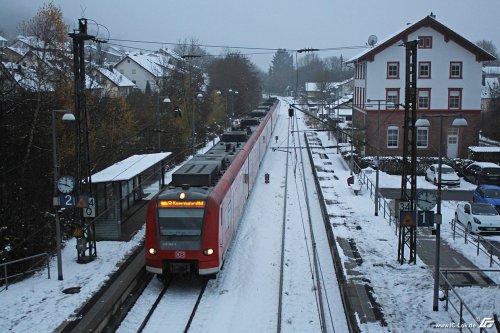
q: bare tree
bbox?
[476,40,498,58]
[18,3,69,174]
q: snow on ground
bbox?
[187,101,348,333]
[310,125,499,332]
[0,230,145,332]
[1,98,499,333]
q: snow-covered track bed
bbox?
[118,277,207,333]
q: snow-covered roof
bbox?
[107,45,125,56]
[92,153,171,183]
[96,66,136,87]
[468,146,500,153]
[0,35,7,42]
[121,53,176,77]
[9,64,55,92]
[6,46,26,57]
[483,66,500,75]
[348,15,496,63]
[159,47,183,61]
[305,79,353,93]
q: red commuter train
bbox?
[145,97,279,277]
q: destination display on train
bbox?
[159,200,206,208]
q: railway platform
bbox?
[308,132,498,331]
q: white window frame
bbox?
[418,89,430,109]
[416,128,428,148]
[387,126,399,148]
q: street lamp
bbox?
[229,89,238,119]
[51,109,75,281]
[192,93,203,155]
[157,96,171,151]
[367,98,386,217]
[415,114,468,311]
[220,89,238,130]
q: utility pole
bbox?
[397,40,418,265]
[367,98,386,217]
[69,18,97,263]
[181,55,202,156]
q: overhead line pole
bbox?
[69,18,97,263]
[397,40,418,265]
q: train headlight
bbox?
[148,248,157,255]
[203,248,214,256]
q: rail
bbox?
[351,161,398,234]
[305,133,358,333]
[0,253,50,291]
[450,219,500,268]
[440,269,499,332]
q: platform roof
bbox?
[91,152,171,183]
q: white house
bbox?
[91,65,136,97]
[114,52,178,92]
[347,14,495,159]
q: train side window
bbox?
[262,136,266,143]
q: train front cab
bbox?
[145,191,221,277]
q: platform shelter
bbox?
[91,153,171,240]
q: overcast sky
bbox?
[1,0,499,71]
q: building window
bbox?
[356,62,366,79]
[418,36,432,49]
[448,89,462,109]
[417,89,431,110]
[387,126,399,148]
[387,62,399,79]
[386,89,400,109]
[416,128,428,148]
[418,62,431,79]
[450,61,462,79]
[131,69,137,75]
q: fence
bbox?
[351,161,398,234]
[441,269,499,332]
[0,253,50,291]
[450,219,500,268]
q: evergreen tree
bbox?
[267,49,294,94]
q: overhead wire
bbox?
[107,37,368,54]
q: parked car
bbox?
[454,202,500,234]
[425,164,460,186]
[472,185,500,213]
[463,162,500,185]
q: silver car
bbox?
[425,164,460,186]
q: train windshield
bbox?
[157,208,204,250]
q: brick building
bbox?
[347,14,495,159]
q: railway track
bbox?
[276,109,336,332]
[119,277,208,333]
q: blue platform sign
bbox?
[417,211,434,227]
[59,194,76,208]
[58,194,90,208]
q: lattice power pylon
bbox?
[69,19,97,262]
[397,40,418,264]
